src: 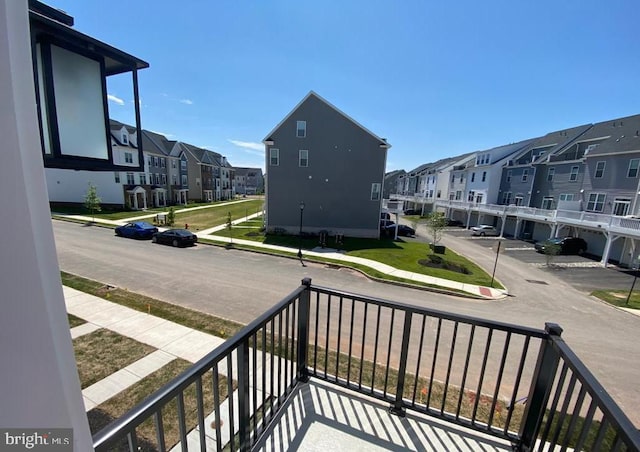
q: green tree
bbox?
[543,242,562,267]
[425,212,448,252]
[167,207,175,226]
[84,183,101,222]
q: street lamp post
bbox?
[298,201,305,259]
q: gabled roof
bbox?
[474,138,537,166]
[508,125,591,165]
[574,114,640,157]
[263,91,391,149]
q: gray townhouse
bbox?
[263,91,391,238]
[383,170,405,199]
[235,167,264,195]
[180,143,218,202]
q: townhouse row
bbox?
[390,114,640,267]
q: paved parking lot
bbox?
[439,227,638,292]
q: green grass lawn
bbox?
[591,289,640,309]
[175,199,264,231]
[50,204,167,221]
[215,223,501,288]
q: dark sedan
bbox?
[534,237,587,255]
[382,224,416,237]
[152,229,198,247]
[115,221,158,239]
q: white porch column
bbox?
[143,192,148,209]
[601,232,617,267]
[499,214,507,238]
[550,223,558,238]
[0,1,92,448]
[515,218,522,239]
[466,209,472,229]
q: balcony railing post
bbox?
[296,277,312,383]
[390,311,412,417]
[237,340,251,451]
[517,323,563,452]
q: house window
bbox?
[471,172,475,182]
[153,156,158,167]
[299,150,309,167]
[114,172,120,183]
[460,174,464,183]
[482,171,486,182]
[613,198,631,216]
[181,175,187,186]
[126,172,135,185]
[501,192,512,204]
[628,159,640,178]
[148,156,152,167]
[586,193,606,212]
[455,190,462,200]
[541,197,554,210]
[125,152,133,164]
[296,121,306,138]
[547,168,555,182]
[594,161,605,178]
[161,174,167,185]
[569,166,579,182]
[181,158,187,169]
[506,170,512,182]
[514,195,524,206]
[437,190,441,198]
[269,148,279,166]
[468,190,475,202]
[161,158,166,168]
[121,132,128,145]
[172,175,177,185]
[139,173,147,185]
[559,193,574,201]
[370,183,381,201]
[475,193,483,203]
[172,160,177,168]
[522,169,529,182]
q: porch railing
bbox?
[93,279,640,451]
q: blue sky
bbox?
[51,0,640,172]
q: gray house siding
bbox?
[498,166,535,206]
[581,152,640,215]
[530,161,585,209]
[265,93,388,238]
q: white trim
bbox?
[262,91,391,149]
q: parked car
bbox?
[403,208,420,215]
[152,229,198,247]
[534,237,587,255]
[383,224,415,237]
[471,225,499,236]
[445,218,463,227]
[380,219,396,229]
[380,212,391,221]
[115,221,158,239]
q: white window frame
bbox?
[124,152,133,164]
[181,175,187,186]
[506,170,512,182]
[594,161,605,179]
[114,172,120,184]
[370,183,381,201]
[569,166,579,182]
[482,171,487,182]
[559,193,574,201]
[471,172,475,182]
[161,158,166,168]
[547,167,555,182]
[628,159,640,178]
[586,193,606,212]
[126,172,135,185]
[522,169,529,182]
[296,121,306,138]
[514,195,524,206]
[139,173,147,185]
[161,174,167,185]
[121,132,128,145]
[541,197,554,210]
[269,148,279,166]
[299,149,309,167]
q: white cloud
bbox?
[228,139,264,152]
[107,94,125,105]
[180,99,194,105]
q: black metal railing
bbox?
[93,279,640,451]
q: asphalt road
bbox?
[53,220,640,425]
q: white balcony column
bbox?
[515,218,523,238]
[600,232,617,267]
[550,224,558,238]
[466,209,472,229]
[499,215,507,237]
[0,0,93,448]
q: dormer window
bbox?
[121,132,128,145]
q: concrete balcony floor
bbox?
[255,379,513,452]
